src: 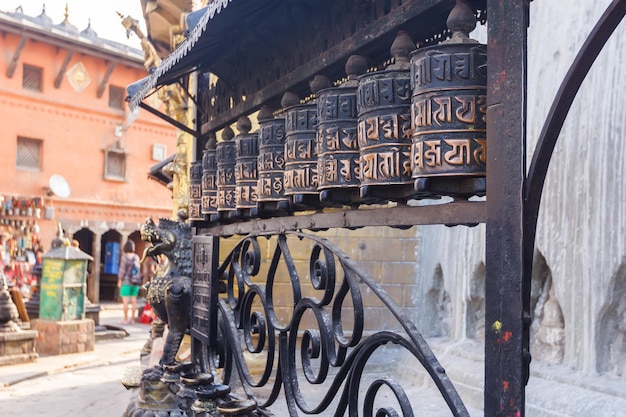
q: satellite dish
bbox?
[49,174,71,198]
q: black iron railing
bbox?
[193,231,471,416]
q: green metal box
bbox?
[39,245,93,321]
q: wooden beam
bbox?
[196,201,486,237]
[54,50,75,88]
[6,36,27,79]
[97,62,116,98]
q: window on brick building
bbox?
[108,85,125,110]
[104,141,126,181]
[22,64,43,92]
[16,137,43,171]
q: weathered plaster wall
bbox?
[413,0,626,379]
[526,0,626,374]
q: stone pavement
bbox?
[0,302,150,417]
[3,303,622,417]
[0,302,483,417]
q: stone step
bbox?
[95,325,129,341]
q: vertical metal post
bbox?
[207,234,220,348]
[191,235,220,347]
[485,0,529,416]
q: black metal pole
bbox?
[485,0,529,416]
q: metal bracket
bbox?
[138,100,201,138]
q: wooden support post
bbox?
[97,62,116,98]
[7,36,27,79]
[54,50,75,88]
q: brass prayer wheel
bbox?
[316,55,367,205]
[216,126,237,217]
[234,116,259,218]
[201,133,218,220]
[357,31,416,203]
[282,91,317,208]
[188,160,204,221]
[282,75,330,209]
[409,1,487,197]
[256,105,289,213]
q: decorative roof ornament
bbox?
[55,3,78,33]
[443,0,479,45]
[35,4,53,26]
[80,19,98,38]
[118,11,161,71]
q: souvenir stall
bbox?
[0,195,47,297]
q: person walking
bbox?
[117,240,141,324]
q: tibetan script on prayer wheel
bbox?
[357,69,414,202]
[316,86,360,204]
[216,127,237,216]
[188,161,204,221]
[409,44,487,180]
[234,130,259,215]
[201,135,218,218]
[283,103,319,201]
[257,108,288,212]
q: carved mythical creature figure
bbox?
[140,215,192,379]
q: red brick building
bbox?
[0,6,176,302]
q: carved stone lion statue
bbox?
[139,215,192,380]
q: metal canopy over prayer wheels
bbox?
[188,160,204,221]
[357,31,417,203]
[410,1,487,197]
[234,116,259,217]
[201,133,218,220]
[316,55,367,206]
[216,126,237,218]
[282,75,330,209]
[256,105,289,214]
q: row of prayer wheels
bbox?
[188,1,486,221]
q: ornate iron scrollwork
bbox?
[194,232,470,417]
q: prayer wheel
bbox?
[282,75,330,210]
[201,133,218,220]
[256,105,289,214]
[234,116,259,218]
[357,31,417,204]
[188,160,204,221]
[316,55,367,205]
[409,1,487,197]
[216,126,237,218]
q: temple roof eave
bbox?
[0,11,145,66]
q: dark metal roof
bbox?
[128,0,324,109]
[127,0,487,130]
[128,0,239,108]
[139,0,194,60]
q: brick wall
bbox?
[31,318,94,355]
[215,226,419,334]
